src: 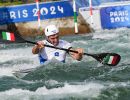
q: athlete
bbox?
[32,24,84,64]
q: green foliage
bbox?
[0,0,60,6]
[0,1,23,6]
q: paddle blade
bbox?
[91,53,121,66]
[0,30,25,43]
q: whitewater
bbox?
[0,28,130,100]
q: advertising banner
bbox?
[100,5,130,29]
[0,1,73,25]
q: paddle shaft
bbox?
[25,40,121,66]
[25,40,91,56]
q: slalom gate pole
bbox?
[73,0,78,34]
[89,0,93,25]
[35,0,41,29]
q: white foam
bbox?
[36,82,104,97]
[0,82,104,100]
[0,47,39,77]
[72,40,88,45]
[0,67,13,77]
[0,81,129,100]
[92,33,117,39]
[105,81,130,89]
[0,47,33,63]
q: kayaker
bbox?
[32,24,84,64]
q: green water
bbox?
[0,28,130,100]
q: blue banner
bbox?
[0,1,73,25]
[100,5,130,29]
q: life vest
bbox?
[38,40,72,64]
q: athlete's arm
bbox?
[32,41,44,54]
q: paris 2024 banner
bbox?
[100,4,130,29]
[0,1,73,25]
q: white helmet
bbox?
[45,25,59,36]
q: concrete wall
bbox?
[79,7,101,30]
[0,15,92,37]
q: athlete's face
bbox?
[48,34,59,46]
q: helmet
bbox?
[45,25,59,36]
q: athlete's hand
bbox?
[32,41,44,54]
[72,48,84,61]
[37,41,44,49]
[76,48,84,55]
[76,48,84,60]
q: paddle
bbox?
[0,30,121,66]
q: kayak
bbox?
[12,68,36,79]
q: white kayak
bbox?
[12,68,36,79]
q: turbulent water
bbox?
[0,28,130,100]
